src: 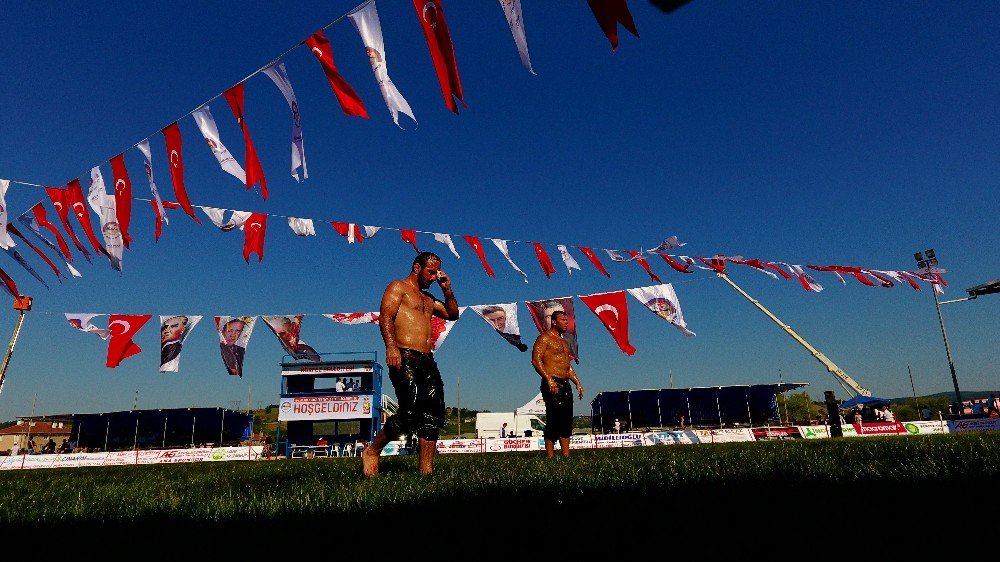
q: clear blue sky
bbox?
[0,1,997,421]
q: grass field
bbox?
[2,433,997,546]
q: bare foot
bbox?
[362,448,379,477]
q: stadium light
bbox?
[914,249,961,407]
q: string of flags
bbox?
[66,282,695,373]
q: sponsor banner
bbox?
[103,451,138,466]
[484,438,537,453]
[595,433,645,448]
[380,440,405,456]
[903,421,950,435]
[645,431,697,445]
[436,439,485,454]
[278,394,373,421]
[752,427,801,440]
[0,454,24,470]
[155,448,213,463]
[20,455,57,470]
[949,418,1000,433]
[534,434,597,450]
[51,453,98,468]
[710,428,755,443]
[855,422,907,436]
[207,446,264,461]
[798,425,861,439]
[282,362,373,375]
[138,449,166,464]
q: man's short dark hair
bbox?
[413,251,441,269]
[550,310,567,322]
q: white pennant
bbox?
[85,167,123,271]
[0,179,13,250]
[431,306,466,352]
[557,245,581,274]
[498,0,536,74]
[262,62,308,182]
[489,238,528,282]
[288,217,316,237]
[627,283,696,337]
[605,249,630,262]
[200,207,251,231]
[65,313,110,340]
[137,139,167,225]
[363,225,381,238]
[347,224,358,244]
[347,0,417,128]
[192,105,246,184]
[434,233,460,258]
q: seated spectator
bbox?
[316,436,328,447]
[42,438,56,454]
[57,439,71,454]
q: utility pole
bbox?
[457,376,462,438]
[669,369,673,389]
[132,389,139,412]
[908,365,920,412]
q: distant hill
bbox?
[890,390,998,403]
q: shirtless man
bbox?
[531,311,584,457]
[362,252,459,477]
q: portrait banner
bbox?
[158,315,202,373]
[627,283,695,336]
[324,312,379,325]
[525,297,578,363]
[470,303,527,351]
[262,315,319,360]
[215,316,257,377]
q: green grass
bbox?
[2,433,997,539]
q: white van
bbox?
[475,412,545,438]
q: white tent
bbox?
[515,392,545,416]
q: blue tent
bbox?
[840,395,890,409]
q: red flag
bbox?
[0,265,18,298]
[697,256,727,273]
[66,179,110,260]
[45,187,92,261]
[531,243,556,279]
[628,251,662,283]
[400,229,419,252]
[223,83,268,200]
[243,213,267,263]
[463,235,495,277]
[578,246,610,277]
[7,224,64,280]
[579,290,636,355]
[587,0,640,51]
[106,314,152,368]
[152,201,181,241]
[863,269,895,288]
[330,222,364,243]
[161,123,201,224]
[808,265,876,287]
[109,154,134,249]
[30,203,73,262]
[659,254,692,273]
[305,31,369,118]
[898,271,921,291]
[413,0,465,113]
[731,258,792,279]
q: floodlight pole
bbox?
[931,283,962,405]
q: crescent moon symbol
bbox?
[109,319,131,336]
[72,202,86,217]
[251,223,261,231]
[115,179,126,193]
[53,202,63,211]
[594,304,619,330]
[423,3,438,27]
[170,150,180,167]
[311,47,323,59]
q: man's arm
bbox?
[379,281,404,367]
[431,270,460,320]
[532,336,559,394]
[568,366,584,400]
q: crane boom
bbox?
[717,272,872,398]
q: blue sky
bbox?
[0,1,997,420]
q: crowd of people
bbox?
[333,377,362,392]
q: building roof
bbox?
[0,421,72,436]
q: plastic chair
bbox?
[313,446,329,458]
[341,443,354,457]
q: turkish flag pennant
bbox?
[808,265,876,287]
[66,179,111,261]
[161,123,201,224]
[579,290,636,356]
[152,201,181,241]
[463,235,495,277]
[30,203,73,262]
[628,251,662,283]
[0,265,19,297]
[330,222,364,243]
[659,254,692,273]
[109,154,134,249]
[696,257,728,273]
[897,271,921,291]
[862,269,895,288]
[413,0,466,114]
[305,31,369,118]
[578,246,610,277]
[400,229,419,252]
[587,0,640,52]
[243,213,267,263]
[106,314,152,368]
[532,243,556,279]
[223,83,268,200]
[45,187,92,262]
[7,224,64,280]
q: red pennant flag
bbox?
[46,186,92,262]
[628,251,662,283]
[579,290,636,355]
[808,265,877,287]
[30,203,73,262]
[413,0,465,114]
[66,179,110,259]
[587,0,640,52]
[106,314,152,368]
[862,269,895,288]
[578,246,610,277]
[463,235,495,277]
[697,256,728,273]
[531,243,556,279]
[223,83,268,200]
[243,213,267,263]
[400,229,419,252]
[731,258,792,280]
[152,201,181,241]
[161,123,201,224]
[109,154,134,249]
[897,271,921,291]
[659,254,692,273]
[305,31,369,118]
[0,265,19,298]
[331,222,364,243]
[7,224,64,280]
